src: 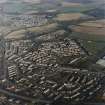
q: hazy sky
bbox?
[23,0,41,3]
[0,0,104,3]
[0,0,7,3]
[0,0,41,3]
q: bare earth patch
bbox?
[55,13,85,21]
[62,2,82,7]
[23,0,41,4]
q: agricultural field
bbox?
[69,19,105,54]
[71,19,105,39]
[5,23,59,39]
[61,2,82,7]
[54,13,85,21]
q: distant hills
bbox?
[65,0,105,3]
[65,0,93,3]
[0,0,104,4]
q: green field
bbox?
[70,32,105,55]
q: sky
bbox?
[0,0,41,3]
[0,0,7,3]
[22,0,41,3]
[0,0,104,3]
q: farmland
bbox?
[54,13,85,21]
[71,20,105,37]
[5,23,59,39]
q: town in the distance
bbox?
[0,0,105,105]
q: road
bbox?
[0,88,51,104]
